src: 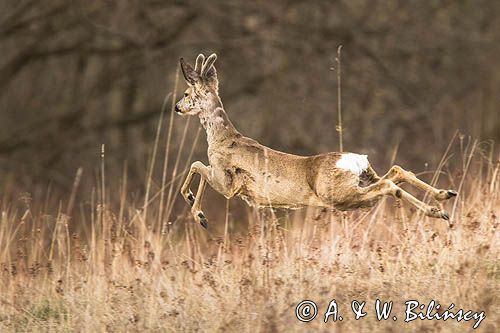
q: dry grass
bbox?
[0,141,499,332]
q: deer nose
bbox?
[175,104,181,113]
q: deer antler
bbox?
[194,54,205,75]
[201,53,217,78]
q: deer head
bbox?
[175,53,220,115]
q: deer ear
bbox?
[180,58,199,85]
[194,54,205,74]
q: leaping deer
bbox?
[175,53,457,228]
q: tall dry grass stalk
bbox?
[0,109,498,332]
[335,45,343,153]
[159,64,181,231]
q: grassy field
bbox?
[0,142,498,332]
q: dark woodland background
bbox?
[1,1,499,202]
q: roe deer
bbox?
[175,53,457,228]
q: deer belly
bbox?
[237,175,321,209]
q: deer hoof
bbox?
[435,190,457,201]
[198,212,208,229]
[187,192,195,206]
[426,207,450,220]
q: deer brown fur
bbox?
[175,53,457,228]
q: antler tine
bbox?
[201,53,217,77]
[194,54,205,74]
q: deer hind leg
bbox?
[355,179,450,220]
[381,165,457,201]
[180,161,211,228]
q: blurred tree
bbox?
[0,0,498,193]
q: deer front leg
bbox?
[192,178,208,228]
[181,161,207,206]
[180,161,212,228]
[381,165,457,201]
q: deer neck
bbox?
[198,99,239,147]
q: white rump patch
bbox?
[335,153,369,175]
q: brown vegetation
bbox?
[0,131,499,331]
